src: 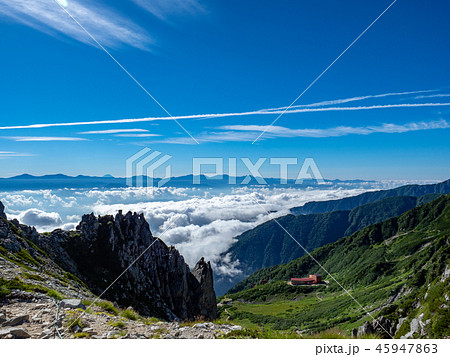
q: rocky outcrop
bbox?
[353,316,397,338]
[191,258,217,320]
[0,201,6,219]
[22,208,217,321]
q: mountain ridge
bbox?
[222,194,450,338]
[291,179,450,215]
[215,191,446,296]
[0,202,217,321]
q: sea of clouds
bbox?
[0,180,433,276]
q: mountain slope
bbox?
[223,195,450,338]
[215,194,441,295]
[290,179,450,215]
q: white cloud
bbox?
[0,151,34,158]
[66,214,80,221]
[132,0,204,20]
[2,194,39,207]
[264,89,438,111]
[1,89,449,131]
[91,187,370,269]
[1,181,423,274]
[151,119,450,144]
[114,133,161,138]
[61,222,77,231]
[0,0,152,50]
[217,119,450,139]
[80,129,150,134]
[15,208,62,230]
[7,136,87,142]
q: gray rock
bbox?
[396,317,406,333]
[106,331,118,338]
[82,327,96,336]
[357,322,373,338]
[228,325,242,331]
[410,318,420,334]
[72,325,82,334]
[191,257,217,320]
[60,299,85,310]
[0,327,30,339]
[2,314,29,327]
[441,265,450,282]
[0,201,6,219]
[357,316,396,338]
[40,328,52,338]
[48,212,217,320]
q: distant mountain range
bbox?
[0,173,378,190]
[215,179,450,296]
[222,193,450,338]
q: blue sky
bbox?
[0,0,449,180]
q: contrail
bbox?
[0,102,449,131]
[264,89,438,111]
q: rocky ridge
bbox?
[0,202,217,322]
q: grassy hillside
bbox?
[216,194,441,295]
[221,195,450,338]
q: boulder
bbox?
[82,327,96,336]
[0,327,30,339]
[2,314,29,327]
[357,316,396,338]
[60,299,85,310]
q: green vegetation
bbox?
[47,289,64,300]
[8,220,22,236]
[0,276,50,297]
[108,320,126,329]
[143,317,161,324]
[73,332,91,339]
[120,308,139,321]
[291,180,450,215]
[14,249,40,267]
[219,193,444,295]
[62,271,89,289]
[0,285,10,298]
[22,272,45,281]
[94,300,119,315]
[224,195,450,338]
[65,310,88,330]
[220,327,302,339]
